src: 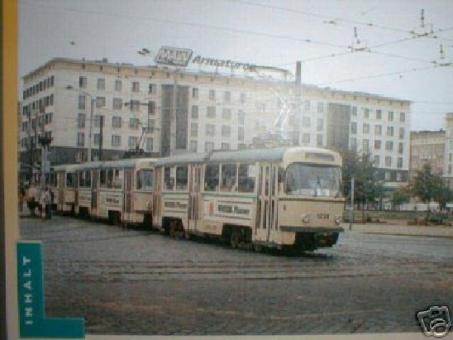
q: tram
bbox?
[54,146,344,252]
[153,146,344,251]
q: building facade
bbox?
[20,58,411,187]
[410,130,445,179]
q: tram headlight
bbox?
[335,216,342,225]
[301,214,310,223]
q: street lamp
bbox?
[65,85,96,162]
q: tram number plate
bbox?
[317,213,329,219]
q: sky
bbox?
[19,0,453,131]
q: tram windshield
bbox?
[285,163,341,197]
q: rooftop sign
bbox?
[155,46,193,67]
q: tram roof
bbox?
[100,158,155,169]
[154,152,209,166]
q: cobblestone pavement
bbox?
[20,215,453,335]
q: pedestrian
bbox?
[45,187,52,219]
[39,188,50,220]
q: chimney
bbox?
[295,61,301,85]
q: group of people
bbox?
[19,185,54,219]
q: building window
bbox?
[385,141,393,151]
[224,91,231,103]
[111,135,121,147]
[238,127,245,141]
[192,88,199,99]
[78,95,86,110]
[148,101,156,115]
[399,128,405,139]
[113,98,123,110]
[206,124,215,137]
[385,171,391,181]
[147,119,155,132]
[112,116,122,129]
[129,118,139,129]
[302,116,311,127]
[375,125,382,136]
[376,109,382,119]
[115,79,122,91]
[221,143,230,150]
[128,136,138,149]
[387,126,394,137]
[148,84,155,94]
[317,102,324,113]
[222,108,232,120]
[396,172,402,181]
[77,132,85,146]
[388,111,394,121]
[94,115,101,128]
[238,110,245,125]
[374,140,381,150]
[191,105,199,119]
[352,106,357,116]
[209,89,216,101]
[363,123,370,134]
[363,108,370,119]
[316,134,323,146]
[189,140,197,152]
[222,125,231,138]
[77,113,85,128]
[374,155,380,166]
[130,100,140,112]
[97,78,105,90]
[385,156,392,167]
[96,96,106,108]
[132,81,140,92]
[205,141,214,152]
[397,158,403,169]
[207,106,216,118]
[240,93,246,104]
[316,118,323,131]
[350,138,357,151]
[302,133,310,144]
[363,139,369,152]
[145,138,153,152]
[398,143,404,154]
[93,133,101,146]
[400,112,405,122]
[351,122,357,134]
[79,76,87,89]
[191,123,198,137]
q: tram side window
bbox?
[176,166,188,191]
[66,173,75,188]
[204,164,219,191]
[100,169,106,187]
[79,170,91,188]
[112,169,122,189]
[221,163,237,192]
[136,170,153,191]
[238,164,256,193]
[164,167,174,191]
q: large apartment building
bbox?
[409,130,445,179]
[20,57,411,188]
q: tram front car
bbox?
[279,148,344,252]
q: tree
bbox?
[410,163,452,217]
[391,186,410,210]
[341,149,383,219]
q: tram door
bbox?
[124,169,133,218]
[91,169,98,215]
[153,168,162,226]
[57,172,64,211]
[256,163,275,242]
[188,165,202,232]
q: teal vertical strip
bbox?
[17,242,85,338]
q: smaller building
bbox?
[409,130,445,179]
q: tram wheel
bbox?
[230,230,241,249]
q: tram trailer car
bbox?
[54,164,78,215]
[154,146,344,252]
[74,159,155,225]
